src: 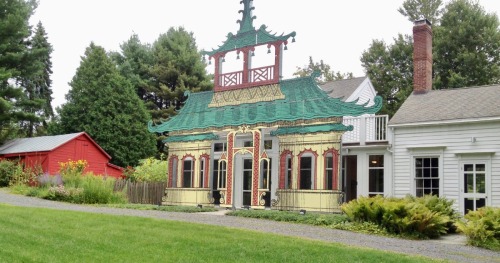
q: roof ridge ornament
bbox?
[237,0,256,34]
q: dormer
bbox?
[202,0,296,92]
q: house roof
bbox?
[148,75,383,134]
[320,77,367,101]
[0,132,111,159]
[389,84,500,126]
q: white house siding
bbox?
[344,146,393,198]
[391,120,500,213]
[344,79,377,107]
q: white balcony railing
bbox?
[342,115,388,144]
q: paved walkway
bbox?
[1,189,499,263]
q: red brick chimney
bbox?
[413,19,432,94]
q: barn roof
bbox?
[0,132,111,159]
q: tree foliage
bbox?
[111,27,213,157]
[398,0,443,25]
[0,0,39,142]
[433,0,500,89]
[361,35,413,116]
[54,43,156,167]
[362,0,500,117]
[293,56,353,84]
[17,21,54,137]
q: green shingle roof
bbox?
[270,123,353,136]
[148,75,382,134]
[163,133,219,143]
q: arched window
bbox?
[298,150,318,190]
[260,158,271,189]
[199,155,209,188]
[182,155,195,188]
[323,149,339,190]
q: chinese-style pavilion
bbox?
[148,0,382,212]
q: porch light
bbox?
[251,51,255,57]
[284,45,288,50]
[237,53,240,59]
[292,37,296,43]
[208,59,212,65]
[267,48,271,54]
[222,57,226,63]
[299,209,306,215]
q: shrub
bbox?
[341,195,455,239]
[0,160,20,187]
[125,157,167,182]
[456,206,500,251]
[228,210,349,226]
[9,165,42,186]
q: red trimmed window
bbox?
[182,156,195,188]
[298,150,318,190]
[169,156,178,188]
[279,150,292,189]
[324,149,339,190]
[199,155,209,188]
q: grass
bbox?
[0,204,439,263]
[96,203,218,213]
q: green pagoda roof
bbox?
[163,133,219,143]
[202,0,296,57]
[270,123,353,136]
[148,74,383,134]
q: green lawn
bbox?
[0,204,440,263]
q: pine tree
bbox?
[56,43,156,167]
[0,0,37,143]
[17,21,54,137]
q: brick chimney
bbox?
[413,19,432,94]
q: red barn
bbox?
[0,132,123,178]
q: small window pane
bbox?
[244,141,253,147]
[264,140,273,150]
[477,174,485,193]
[369,155,384,167]
[476,164,485,172]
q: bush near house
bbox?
[456,206,500,251]
[123,157,167,182]
[341,195,457,239]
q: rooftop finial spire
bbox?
[237,0,256,33]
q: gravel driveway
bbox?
[1,189,498,263]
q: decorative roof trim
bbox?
[163,133,219,143]
[270,123,353,136]
[209,84,285,107]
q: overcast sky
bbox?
[29,0,500,109]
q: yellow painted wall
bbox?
[278,132,342,190]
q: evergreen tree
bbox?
[293,56,353,84]
[149,27,212,121]
[0,0,37,143]
[113,28,212,157]
[55,43,156,167]
[17,21,54,137]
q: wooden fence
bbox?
[114,180,167,205]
